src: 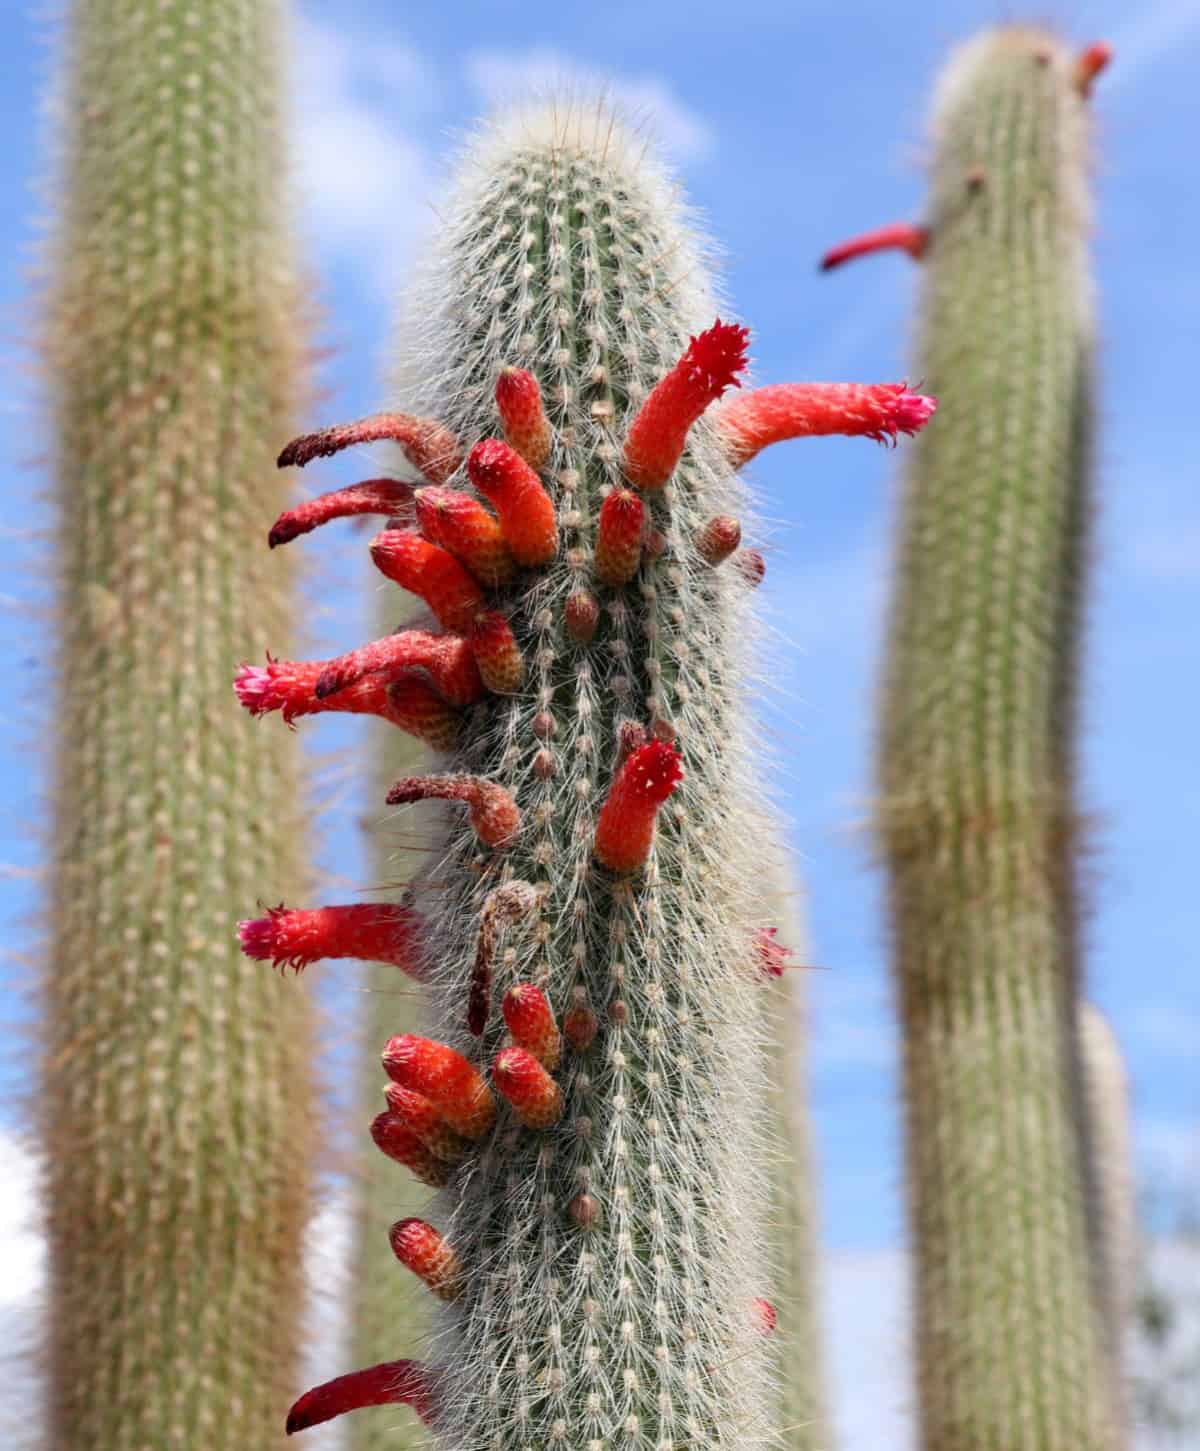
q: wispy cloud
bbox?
[291,11,439,299]
[464,47,715,162]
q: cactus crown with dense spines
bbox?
[240,101,934,1447]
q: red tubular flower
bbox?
[492,1046,562,1129]
[382,1034,496,1139]
[819,222,929,273]
[621,319,750,490]
[466,439,558,566]
[469,611,524,694]
[385,774,520,849]
[754,927,792,980]
[694,515,742,566]
[593,739,684,873]
[495,366,552,469]
[237,903,423,976]
[383,1083,469,1162]
[285,1360,436,1435]
[369,1113,452,1188]
[389,1218,464,1301]
[718,382,937,467]
[385,678,462,751]
[314,630,482,706]
[369,530,486,633]
[594,489,646,587]
[277,412,461,484]
[414,486,516,588]
[502,984,561,1070]
[234,654,445,734]
[750,1297,777,1335]
[1074,40,1112,96]
[268,479,415,548]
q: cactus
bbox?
[1078,1003,1136,1409]
[855,27,1119,1451]
[41,0,314,1446]
[244,101,933,1446]
[761,872,833,1451]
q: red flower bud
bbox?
[237,903,423,976]
[369,530,485,633]
[495,366,552,469]
[594,740,684,873]
[502,983,561,1069]
[469,611,524,694]
[414,486,516,588]
[492,1046,562,1129]
[622,319,749,489]
[1074,40,1112,97]
[382,1034,496,1139]
[369,1113,452,1188]
[594,489,645,587]
[565,589,599,643]
[389,1218,464,1301]
[383,1084,470,1163]
[694,515,742,566]
[467,439,558,566]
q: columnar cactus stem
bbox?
[252,101,933,1447]
[42,0,313,1445]
[871,29,1118,1451]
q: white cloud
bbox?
[464,47,715,162]
[823,1246,913,1450]
[290,11,438,299]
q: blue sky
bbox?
[1,1,1199,1446]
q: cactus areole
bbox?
[238,104,934,1445]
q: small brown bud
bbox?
[569,1192,601,1229]
[695,514,742,566]
[565,590,599,643]
[734,549,766,587]
[533,748,557,780]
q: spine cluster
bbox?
[237,103,933,1447]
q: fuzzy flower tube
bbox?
[242,102,934,1447]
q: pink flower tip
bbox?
[233,662,278,715]
[237,911,281,961]
[894,389,937,436]
[625,739,685,806]
[684,319,751,396]
[755,927,792,979]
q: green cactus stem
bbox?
[247,101,934,1447]
[761,872,833,1451]
[41,1,314,1445]
[871,28,1118,1451]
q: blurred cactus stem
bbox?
[874,27,1120,1451]
[42,0,314,1445]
